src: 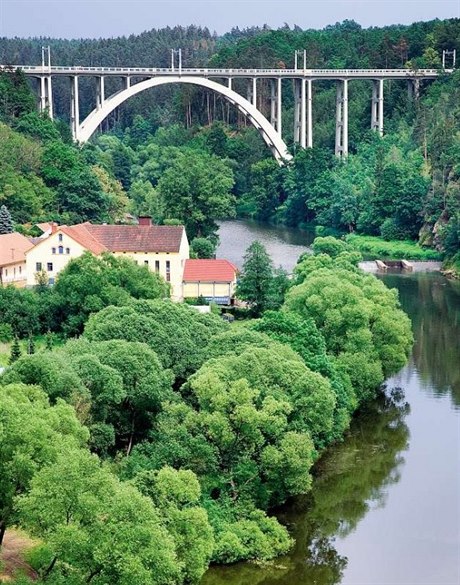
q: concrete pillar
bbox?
[335,79,348,158]
[300,78,306,148]
[123,76,131,90]
[307,78,313,148]
[277,77,282,136]
[293,79,301,144]
[96,76,105,109]
[270,79,276,126]
[371,79,384,136]
[70,76,80,141]
[371,80,378,130]
[378,79,384,136]
[39,76,46,112]
[252,77,257,108]
[44,76,53,119]
[228,77,232,90]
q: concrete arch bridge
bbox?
[4,63,451,164]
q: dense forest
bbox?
[0,18,459,271]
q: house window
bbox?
[144,260,149,266]
[47,262,53,272]
[66,247,70,254]
[52,247,56,254]
[58,246,63,254]
[155,260,160,272]
[19,266,21,274]
[36,262,42,271]
[4,269,7,276]
[58,234,63,242]
[166,260,171,282]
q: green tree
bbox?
[0,383,88,546]
[0,204,13,233]
[156,149,235,239]
[236,241,274,316]
[50,253,169,335]
[135,467,214,583]
[17,448,180,585]
[8,336,21,364]
[190,237,216,258]
[27,334,35,355]
[83,299,226,383]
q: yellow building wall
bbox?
[183,281,235,300]
[1,261,27,286]
[25,231,87,286]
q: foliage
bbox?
[236,241,274,316]
[50,253,169,336]
[190,237,216,259]
[0,383,88,545]
[84,299,226,383]
[17,448,180,585]
[345,234,442,260]
[0,204,13,233]
[8,336,21,364]
[286,239,413,400]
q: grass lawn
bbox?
[345,234,442,261]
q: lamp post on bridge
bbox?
[171,49,182,75]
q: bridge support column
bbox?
[307,79,313,148]
[277,78,282,136]
[252,78,257,108]
[371,79,384,136]
[70,76,80,141]
[96,76,105,109]
[228,77,232,90]
[39,76,54,118]
[407,79,420,101]
[335,79,348,158]
[270,80,276,126]
[293,79,301,144]
[123,76,131,90]
[300,78,306,148]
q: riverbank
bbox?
[345,234,442,261]
[206,221,460,584]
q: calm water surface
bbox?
[204,220,460,585]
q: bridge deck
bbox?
[1,65,450,80]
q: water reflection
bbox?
[381,273,460,407]
[202,389,410,585]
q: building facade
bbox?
[0,232,35,287]
[25,220,189,300]
[182,259,238,305]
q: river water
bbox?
[203,220,460,585]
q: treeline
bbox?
[0,239,413,582]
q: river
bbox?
[203,220,460,585]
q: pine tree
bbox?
[45,330,54,351]
[0,205,13,234]
[9,337,22,364]
[27,334,35,355]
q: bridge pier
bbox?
[96,76,105,109]
[270,78,283,137]
[70,76,80,141]
[293,78,312,148]
[38,75,54,118]
[335,79,348,158]
[371,79,384,135]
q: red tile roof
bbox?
[183,259,237,283]
[61,224,108,255]
[0,233,35,266]
[85,224,184,253]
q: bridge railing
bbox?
[2,65,446,77]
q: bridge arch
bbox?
[77,76,291,163]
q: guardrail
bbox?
[0,64,450,78]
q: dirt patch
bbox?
[0,529,38,582]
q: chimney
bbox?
[51,222,58,234]
[138,216,152,227]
